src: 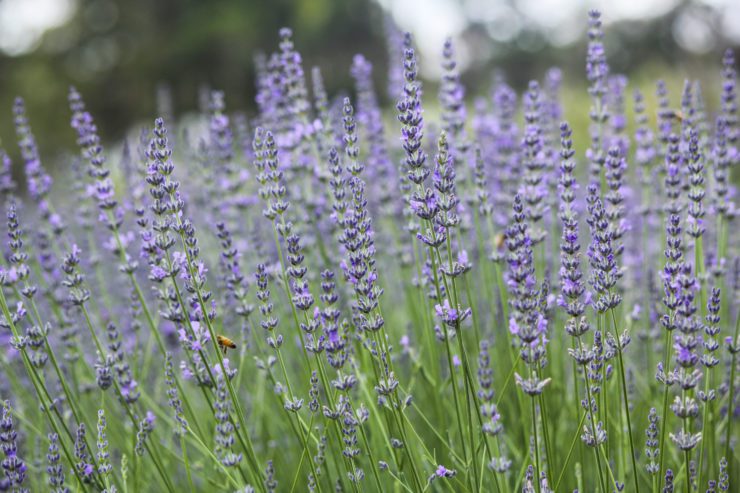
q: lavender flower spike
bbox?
[1,401,27,493]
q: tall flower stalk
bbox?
[1,13,738,493]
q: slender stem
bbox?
[608,307,641,493]
[531,395,541,493]
[584,366,607,493]
[659,327,675,487]
[18,289,106,479]
[724,312,739,468]
[685,449,691,493]
[79,305,176,493]
[0,289,93,492]
[554,411,589,491]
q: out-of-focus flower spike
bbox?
[1,401,28,491]
[13,97,53,211]
[585,10,610,183]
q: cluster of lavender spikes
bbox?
[0,9,738,493]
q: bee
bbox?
[494,232,506,250]
[667,109,685,122]
[217,335,237,354]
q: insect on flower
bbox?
[217,335,237,354]
[667,109,685,122]
[494,232,506,251]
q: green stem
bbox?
[531,395,541,493]
[0,289,93,492]
[724,312,739,469]
[554,411,589,491]
[608,307,641,493]
[79,305,176,493]
[659,327,675,488]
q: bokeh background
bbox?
[0,0,739,170]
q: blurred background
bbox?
[0,0,739,163]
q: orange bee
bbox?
[494,232,505,250]
[217,335,237,354]
[668,110,685,122]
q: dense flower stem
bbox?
[485,212,530,437]
[262,359,337,491]
[78,305,177,493]
[423,195,498,490]
[396,45,495,485]
[254,132,367,489]
[344,392,385,492]
[264,199,359,490]
[4,267,103,476]
[425,242,469,460]
[20,295,111,477]
[336,150,426,490]
[696,289,720,489]
[2,13,738,492]
[444,234,482,489]
[607,306,641,492]
[68,98,230,482]
[146,127,264,487]
[368,245,436,476]
[0,290,93,492]
[170,217,264,487]
[272,352,324,493]
[433,245,501,487]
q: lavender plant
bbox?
[0,9,738,493]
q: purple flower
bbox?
[397,42,428,208]
[505,194,550,394]
[178,321,211,352]
[46,433,66,491]
[586,184,622,313]
[508,317,520,336]
[585,10,611,182]
[434,464,456,479]
[164,353,188,435]
[214,374,242,467]
[439,38,467,158]
[477,340,507,450]
[213,358,237,379]
[519,80,547,243]
[435,299,470,327]
[150,265,168,282]
[1,401,27,490]
[0,149,15,196]
[14,97,53,204]
[73,423,93,483]
[68,89,125,234]
[351,54,394,212]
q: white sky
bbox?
[0,0,76,55]
[0,0,738,62]
[377,0,740,75]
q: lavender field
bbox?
[0,8,738,493]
